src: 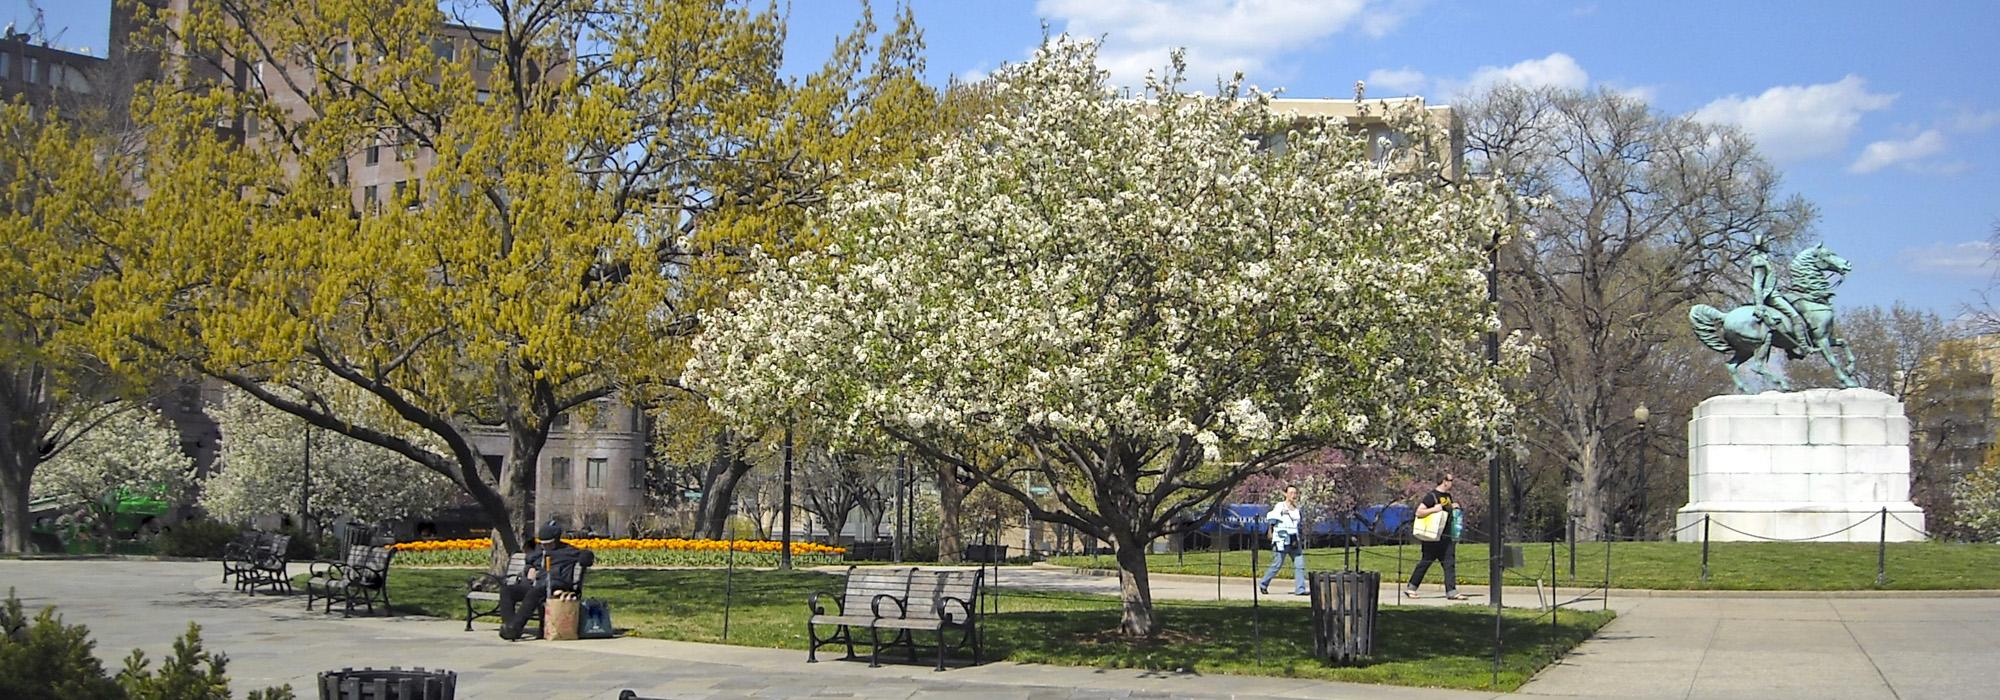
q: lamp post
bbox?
[1633,404,1650,540]
[300,427,312,537]
[781,417,794,570]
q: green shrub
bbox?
[0,589,292,699]
[0,590,123,699]
[156,520,242,559]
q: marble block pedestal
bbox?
[1675,388,1926,543]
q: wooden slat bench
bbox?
[306,544,396,616]
[463,552,593,638]
[868,568,985,670]
[806,566,916,663]
[236,533,292,594]
[464,553,528,631]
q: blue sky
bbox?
[14,0,1999,316]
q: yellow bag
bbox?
[1412,510,1445,542]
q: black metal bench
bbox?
[806,566,916,664]
[868,568,984,670]
[307,544,396,616]
[463,552,592,638]
[234,533,292,594]
[220,530,262,584]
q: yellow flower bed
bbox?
[388,537,847,567]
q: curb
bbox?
[1032,563,2000,599]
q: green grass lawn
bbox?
[381,567,1611,691]
[1051,540,2000,590]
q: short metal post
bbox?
[1251,541,1262,666]
[1396,537,1405,605]
[1876,507,1888,587]
[1602,535,1611,611]
[1700,515,1711,583]
[1567,516,1577,578]
[723,531,736,641]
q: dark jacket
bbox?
[526,540,595,590]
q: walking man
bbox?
[1259,485,1308,595]
[1406,473,1467,600]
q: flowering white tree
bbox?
[691,38,1519,636]
[30,405,195,538]
[201,387,455,527]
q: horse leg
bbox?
[1815,335,1859,388]
[1749,339,1789,391]
[1726,350,1753,394]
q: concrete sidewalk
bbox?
[6,560,1992,699]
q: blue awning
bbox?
[1197,503,1413,537]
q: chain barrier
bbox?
[1886,510,1934,539]
[1705,511,1882,542]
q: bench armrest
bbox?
[870,593,907,619]
[466,572,506,592]
[308,559,345,579]
[937,595,976,625]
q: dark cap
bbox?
[537,522,562,541]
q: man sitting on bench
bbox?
[499,522,594,641]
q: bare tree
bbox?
[1464,84,1815,538]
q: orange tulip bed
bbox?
[390,537,846,568]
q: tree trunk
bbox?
[1112,531,1160,637]
[695,430,751,539]
[0,460,28,554]
[936,457,966,563]
[1569,434,1610,540]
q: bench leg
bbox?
[936,629,946,672]
[869,626,883,668]
[807,622,819,663]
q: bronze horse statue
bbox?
[1689,243,1859,393]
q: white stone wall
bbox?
[1676,388,1926,542]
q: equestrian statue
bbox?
[1688,236,1859,393]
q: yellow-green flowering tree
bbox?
[100,0,941,555]
[692,39,1522,636]
[0,102,142,553]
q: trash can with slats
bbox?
[1308,570,1380,665]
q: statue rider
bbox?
[1748,234,1811,347]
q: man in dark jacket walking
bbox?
[499,522,595,640]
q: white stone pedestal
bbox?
[1675,388,1926,543]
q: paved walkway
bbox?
[4,560,1994,699]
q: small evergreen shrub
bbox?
[0,589,293,699]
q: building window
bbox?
[362,184,377,208]
[430,38,455,62]
[26,57,39,84]
[476,46,498,72]
[392,180,406,202]
[629,459,645,491]
[366,145,378,165]
[0,52,10,80]
[586,458,606,489]
[475,89,490,104]
[551,457,571,489]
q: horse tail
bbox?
[1689,304,1732,354]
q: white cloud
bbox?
[1036,0,1416,88]
[1849,130,1947,174]
[1430,53,1590,98]
[1950,109,2000,133]
[1692,75,1896,163]
[1898,240,1997,276]
[1466,53,1589,92]
[1364,67,1427,95]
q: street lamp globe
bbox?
[1633,403,1650,426]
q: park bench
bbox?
[806,566,917,664]
[867,568,985,671]
[232,533,293,594]
[463,551,593,638]
[220,530,264,584]
[306,543,396,616]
